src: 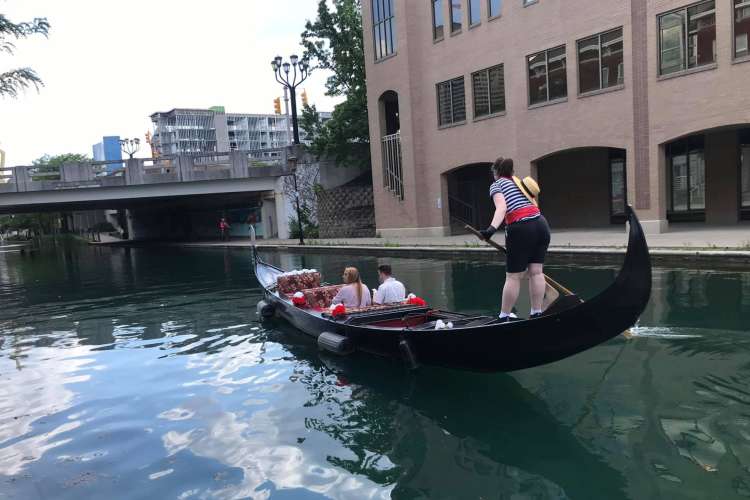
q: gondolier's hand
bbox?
[479,225,497,240]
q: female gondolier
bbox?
[479,157,550,322]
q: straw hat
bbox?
[512,176,540,206]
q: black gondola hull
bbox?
[256,205,651,372]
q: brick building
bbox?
[363,0,750,235]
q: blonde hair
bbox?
[343,267,363,305]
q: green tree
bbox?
[32,152,90,180]
[300,0,370,169]
[0,13,50,98]
[33,153,90,167]
[1,154,91,236]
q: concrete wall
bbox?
[537,149,612,228]
[318,160,370,190]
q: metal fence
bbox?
[381,132,404,200]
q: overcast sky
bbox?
[0,0,341,165]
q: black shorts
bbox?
[505,215,551,273]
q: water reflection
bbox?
[277,330,624,499]
[1,243,750,499]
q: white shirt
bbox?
[332,283,372,308]
[373,277,406,305]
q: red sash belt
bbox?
[505,206,540,225]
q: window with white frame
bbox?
[658,1,715,76]
[527,46,567,105]
[578,27,624,94]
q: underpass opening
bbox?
[535,147,627,228]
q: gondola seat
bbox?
[300,284,345,309]
[276,270,321,295]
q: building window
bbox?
[527,45,567,105]
[469,0,481,25]
[489,0,502,17]
[735,0,750,59]
[523,0,538,6]
[450,0,462,33]
[372,0,396,60]
[658,1,715,76]
[578,27,624,94]
[668,135,705,216]
[610,150,627,221]
[472,64,505,118]
[437,77,466,126]
[432,0,444,40]
[741,129,750,210]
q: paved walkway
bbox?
[183,225,750,251]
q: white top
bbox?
[373,277,406,305]
[332,283,372,308]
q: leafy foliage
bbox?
[31,153,91,180]
[33,153,90,167]
[288,206,320,240]
[0,154,90,236]
[300,0,370,168]
[0,14,50,98]
[0,213,57,236]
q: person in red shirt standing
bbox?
[218,217,231,241]
[479,158,550,322]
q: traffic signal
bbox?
[301,90,308,107]
[273,97,281,114]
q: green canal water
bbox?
[1,242,749,499]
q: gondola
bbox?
[252,205,651,372]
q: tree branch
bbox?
[0,68,43,98]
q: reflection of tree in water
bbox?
[275,327,627,499]
[666,334,750,359]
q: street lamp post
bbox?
[271,55,309,245]
[120,138,141,159]
[271,54,309,145]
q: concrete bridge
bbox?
[0,148,300,239]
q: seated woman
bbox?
[331,267,372,308]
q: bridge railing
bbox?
[0,169,16,193]
[1,147,295,194]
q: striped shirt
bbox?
[489,176,540,225]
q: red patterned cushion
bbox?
[276,271,321,294]
[302,285,345,309]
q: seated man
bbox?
[372,264,406,305]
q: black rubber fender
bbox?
[317,331,354,355]
[257,300,275,319]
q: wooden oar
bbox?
[464,224,573,298]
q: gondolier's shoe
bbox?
[497,313,521,323]
[529,313,543,319]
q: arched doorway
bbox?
[535,147,627,228]
[378,91,402,200]
[445,163,494,234]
